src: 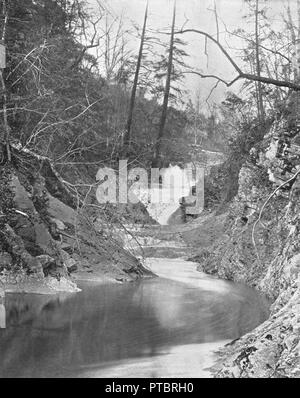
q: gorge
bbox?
[0,0,300,380]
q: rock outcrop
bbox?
[0,147,151,294]
[196,116,300,377]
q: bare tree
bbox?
[123,2,148,149]
[102,14,131,82]
[254,0,265,125]
[297,0,300,132]
[0,0,10,161]
[298,0,300,80]
[152,2,176,167]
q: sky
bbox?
[87,0,298,108]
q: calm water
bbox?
[0,259,270,378]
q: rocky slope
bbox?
[193,116,300,377]
[0,147,151,294]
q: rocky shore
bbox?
[189,118,300,378]
[1,118,299,377]
[0,147,152,295]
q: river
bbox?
[0,257,269,378]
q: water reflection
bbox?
[0,268,269,378]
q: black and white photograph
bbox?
[0,0,299,381]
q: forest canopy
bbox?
[0,0,299,177]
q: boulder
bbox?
[10,175,59,258]
[1,224,44,276]
[51,218,66,231]
[67,264,78,273]
[44,276,81,293]
[0,252,12,269]
[61,250,78,273]
[36,255,56,270]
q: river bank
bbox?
[0,254,269,378]
[130,202,299,378]
[183,140,300,377]
[1,145,298,377]
[0,149,154,296]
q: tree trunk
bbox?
[0,0,10,161]
[297,0,300,80]
[297,0,300,133]
[255,0,265,126]
[152,2,176,167]
[123,2,148,150]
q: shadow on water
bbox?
[0,268,270,378]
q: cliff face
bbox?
[0,147,151,294]
[198,117,300,377]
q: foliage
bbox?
[0,0,213,175]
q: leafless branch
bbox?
[175,28,300,91]
[25,99,101,148]
[252,168,300,267]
